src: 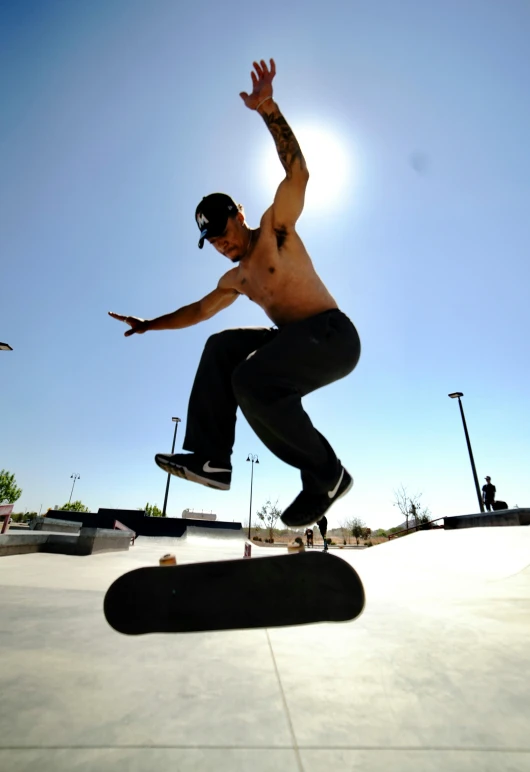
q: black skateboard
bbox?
[104,551,365,635]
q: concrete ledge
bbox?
[444,508,530,530]
[0,533,50,556]
[30,517,82,533]
[76,528,132,556]
[0,528,132,557]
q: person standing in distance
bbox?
[482,476,496,512]
[109,59,361,528]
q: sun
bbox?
[260,123,352,213]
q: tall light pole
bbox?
[448,392,484,513]
[69,474,80,505]
[246,454,259,539]
[162,417,181,517]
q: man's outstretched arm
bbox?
[240,59,309,231]
[108,286,239,337]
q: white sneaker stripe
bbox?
[203,461,231,474]
[328,468,345,499]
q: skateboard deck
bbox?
[104,551,365,635]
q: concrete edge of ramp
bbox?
[134,524,245,547]
[0,528,132,557]
[185,524,245,540]
[353,525,530,582]
[445,507,530,529]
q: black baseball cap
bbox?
[195,193,239,249]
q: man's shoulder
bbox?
[218,267,240,291]
[259,206,305,254]
[259,206,274,230]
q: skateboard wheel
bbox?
[287,538,305,554]
[159,553,177,566]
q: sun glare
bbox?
[261,124,352,213]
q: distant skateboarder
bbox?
[482,476,496,512]
[305,528,314,548]
[109,58,361,528]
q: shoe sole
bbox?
[281,474,354,528]
[155,456,231,491]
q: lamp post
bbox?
[162,417,181,517]
[246,454,259,539]
[0,342,13,351]
[69,474,80,505]
[448,392,484,513]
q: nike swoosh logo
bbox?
[328,468,344,499]
[203,461,231,474]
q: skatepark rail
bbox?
[114,520,136,545]
[387,516,445,540]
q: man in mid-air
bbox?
[109,58,361,528]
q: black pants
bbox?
[183,309,361,493]
[484,501,493,512]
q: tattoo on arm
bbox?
[260,108,307,178]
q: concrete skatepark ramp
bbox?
[0,522,528,771]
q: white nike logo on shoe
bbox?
[203,461,231,474]
[328,468,344,499]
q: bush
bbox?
[9,513,36,523]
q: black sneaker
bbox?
[281,467,353,528]
[154,453,232,491]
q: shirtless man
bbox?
[109,58,361,528]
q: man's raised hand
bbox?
[239,58,276,110]
[108,311,149,337]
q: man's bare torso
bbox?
[218,208,338,326]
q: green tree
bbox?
[142,502,163,517]
[58,500,90,513]
[256,499,282,542]
[0,469,22,504]
[351,517,366,545]
[10,512,37,523]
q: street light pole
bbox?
[162,417,181,517]
[246,454,259,539]
[69,474,80,505]
[448,392,484,513]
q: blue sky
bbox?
[2,0,529,529]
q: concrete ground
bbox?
[0,526,529,772]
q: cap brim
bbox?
[198,228,208,249]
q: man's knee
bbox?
[232,357,282,406]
